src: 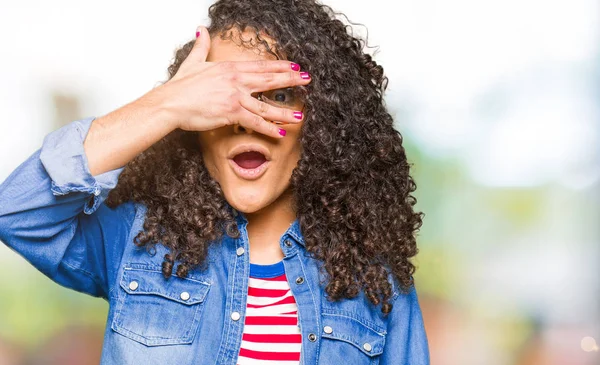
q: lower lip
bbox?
[228,158,270,180]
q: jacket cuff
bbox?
[39,116,125,215]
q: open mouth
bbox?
[229,151,270,180]
[232,151,267,169]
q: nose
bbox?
[233,124,254,134]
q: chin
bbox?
[224,185,273,213]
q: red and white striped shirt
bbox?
[236,260,302,365]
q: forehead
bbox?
[206,28,280,62]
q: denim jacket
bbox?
[0,117,430,364]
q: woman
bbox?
[0,0,429,364]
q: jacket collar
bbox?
[225,201,305,248]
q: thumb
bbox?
[191,26,211,62]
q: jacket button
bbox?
[93,189,101,196]
[128,281,138,291]
[236,247,245,256]
[323,326,333,334]
[180,291,190,301]
[284,239,292,247]
[295,277,304,284]
[231,311,241,321]
[363,343,372,352]
[308,333,317,342]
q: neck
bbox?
[244,188,296,265]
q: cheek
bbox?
[278,144,302,179]
[197,134,221,180]
[201,152,219,180]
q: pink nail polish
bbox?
[279,128,287,136]
[290,62,300,71]
[196,31,200,38]
[300,72,311,80]
[293,111,303,119]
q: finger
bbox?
[234,108,288,139]
[224,59,303,74]
[189,26,211,62]
[238,71,311,93]
[239,93,304,124]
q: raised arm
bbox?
[0,117,138,299]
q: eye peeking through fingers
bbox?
[257,86,306,112]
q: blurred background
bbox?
[0,0,598,364]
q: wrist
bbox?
[140,85,181,131]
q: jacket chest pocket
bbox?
[111,264,211,346]
[318,312,386,365]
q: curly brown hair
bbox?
[105,0,423,315]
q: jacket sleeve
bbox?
[0,116,137,300]
[380,281,431,364]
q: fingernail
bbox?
[290,62,300,71]
[196,30,200,38]
[293,111,303,119]
[279,128,287,136]
[300,72,311,80]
